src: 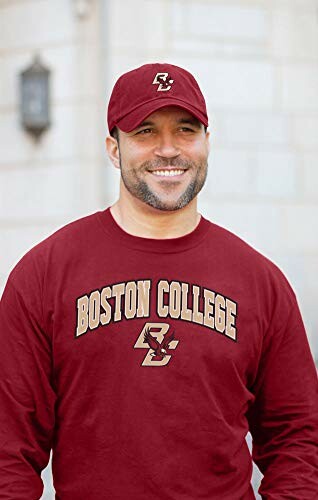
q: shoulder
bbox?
[8,210,103,285]
[204,216,295,297]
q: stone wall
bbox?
[0,0,105,292]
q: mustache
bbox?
[141,158,194,170]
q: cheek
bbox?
[183,137,209,156]
[120,145,150,170]
[187,145,209,165]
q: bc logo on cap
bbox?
[152,72,174,92]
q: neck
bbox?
[110,196,201,239]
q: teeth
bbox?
[152,169,184,177]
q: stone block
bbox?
[303,255,318,292]
[169,37,220,56]
[185,3,269,41]
[282,205,318,251]
[268,0,318,7]
[223,113,290,146]
[204,149,251,197]
[255,151,297,199]
[42,44,100,103]
[206,111,225,148]
[108,0,167,51]
[0,163,79,219]
[169,37,268,59]
[0,105,78,165]
[0,0,76,50]
[0,52,32,110]
[1,102,101,168]
[281,64,318,111]
[103,160,120,201]
[0,112,32,164]
[170,0,186,35]
[291,115,318,149]
[303,153,318,201]
[270,7,318,60]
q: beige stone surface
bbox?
[281,64,318,111]
[186,3,269,40]
[254,150,298,199]
[291,115,318,149]
[222,112,290,146]
[303,153,318,201]
[205,148,251,196]
[271,7,318,60]
[282,204,318,251]
[0,0,77,50]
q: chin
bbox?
[126,179,200,212]
[145,197,193,212]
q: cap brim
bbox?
[115,98,209,133]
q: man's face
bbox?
[109,106,210,212]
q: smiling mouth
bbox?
[149,169,186,177]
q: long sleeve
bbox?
[247,290,318,499]
[0,276,56,499]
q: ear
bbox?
[106,135,120,169]
[204,130,211,156]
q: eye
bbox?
[136,128,153,135]
[179,127,195,133]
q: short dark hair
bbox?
[110,127,119,142]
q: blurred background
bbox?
[0,0,317,497]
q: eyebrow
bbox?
[135,120,154,129]
[135,117,202,129]
[177,117,202,128]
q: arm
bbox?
[247,293,318,499]
[0,276,56,499]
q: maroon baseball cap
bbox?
[107,63,209,134]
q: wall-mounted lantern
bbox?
[20,55,51,140]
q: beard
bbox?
[119,155,208,212]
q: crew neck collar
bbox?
[97,207,211,254]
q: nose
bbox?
[154,133,181,159]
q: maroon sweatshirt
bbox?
[0,208,317,499]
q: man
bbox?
[0,63,317,499]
